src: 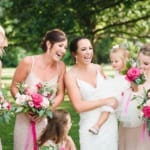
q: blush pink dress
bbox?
[13,57,58,150]
[118,87,150,150]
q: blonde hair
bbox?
[139,43,150,57]
[0,25,8,56]
[110,47,130,70]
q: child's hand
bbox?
[106,97,118,109]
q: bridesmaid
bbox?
[0,25,8,85]
[0,25,8,150]
[10,29,67,150]
[119,43,150,150]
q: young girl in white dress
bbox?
[0,25,8,150]
[89,46,131,135]
[119,44,150,150]
[10,29,67,150]
[38,109,76,150]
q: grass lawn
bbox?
[0,66,113,150]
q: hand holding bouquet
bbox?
[133,89,150,135]
[14,82,56,119]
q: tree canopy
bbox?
[0,0,150,66]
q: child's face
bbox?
[138,53,150,76]
[110,54,124,72]
[65,114,72,132]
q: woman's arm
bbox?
[51,61,66,110]
[65,71,117,113]
[10,56,31,98]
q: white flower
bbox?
[42,91,49,97]
[41,97,49,108]
[28,101,34,107]
[0,104,1,109]
[16,94,28,105]
[140,111,144,118]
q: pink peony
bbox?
[31,93,43,108]
[125,67,141,82]
[142,106,150,118]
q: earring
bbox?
[75,56,78,64]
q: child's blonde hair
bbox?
[139,44,150,57]
[110,46,130,71]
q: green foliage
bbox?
[0,0,150,66]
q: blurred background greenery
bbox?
[0,0,150,67]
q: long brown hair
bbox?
[38,109,70,146]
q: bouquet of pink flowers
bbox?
[133,89,150,135]
[122,59,145,85]
[0,91,12,123]
[14,82,56,118]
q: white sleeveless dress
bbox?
[13,57,58,150]
[77,72,118,150]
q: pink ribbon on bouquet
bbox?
[24,121,38,150]
[141,122,147,140]
[121,88,132,113]
[31,121,38,150]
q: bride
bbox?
[65,37,118,150]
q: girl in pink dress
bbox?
[38,109,76,150]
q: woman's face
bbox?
[75,39,93,65]
[138,53,150,76]
[48,39,68,61]
[65,114,72,133]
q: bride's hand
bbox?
[26,112,42,122]
[104,97,118,109]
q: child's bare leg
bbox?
[89,112,110,135]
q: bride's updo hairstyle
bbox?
[69,37,87,54]
[40,29,67,52]
[69,37,90,63]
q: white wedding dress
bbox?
[77,71,118,150]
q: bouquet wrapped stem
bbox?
[130,82,138,92]
[146,119,150,136]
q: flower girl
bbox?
[38,109,76,150]
[89,46,130,135]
